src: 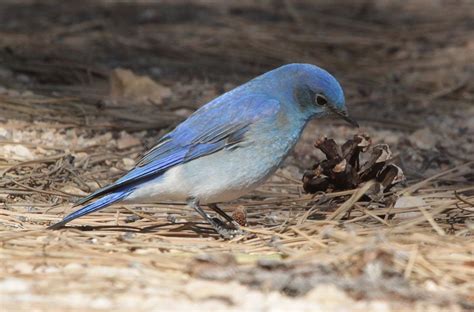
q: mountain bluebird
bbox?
[48,63,358,237]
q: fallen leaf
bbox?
[116,131,140,150]
[109,68,171,105]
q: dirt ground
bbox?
[1,1,473,311]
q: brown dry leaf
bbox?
[116,131,141,150]
[109,68,172,105]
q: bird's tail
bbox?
[47,189,133,230]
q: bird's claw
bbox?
[211,217,244,239]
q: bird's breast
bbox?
[128,120,304,204]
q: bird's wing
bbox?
[75,94,280,205]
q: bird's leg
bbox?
[207,204,243,233]
[187,198,241,239]
[205,202,244,234]
[208,203,234,223]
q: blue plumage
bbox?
[71,95,279,207]
[48,189,134,229]
[48,63,357,234]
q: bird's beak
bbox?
[333,108,359,128]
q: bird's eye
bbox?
[315,94,328,106]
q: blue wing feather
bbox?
[74,94,280,206]
[47,189,134,229]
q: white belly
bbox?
[126,163,257,204]
[126,142,289,204]
[125,120,303,205]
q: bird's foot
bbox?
[211,217,244,239]
[188,198,244,239]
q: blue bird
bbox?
[48,63,358,237]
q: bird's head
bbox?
[276,64,358,127]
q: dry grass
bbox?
[1,145,473,309]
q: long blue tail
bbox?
[47,189,133,229]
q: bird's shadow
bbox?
[57,221,219,238]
